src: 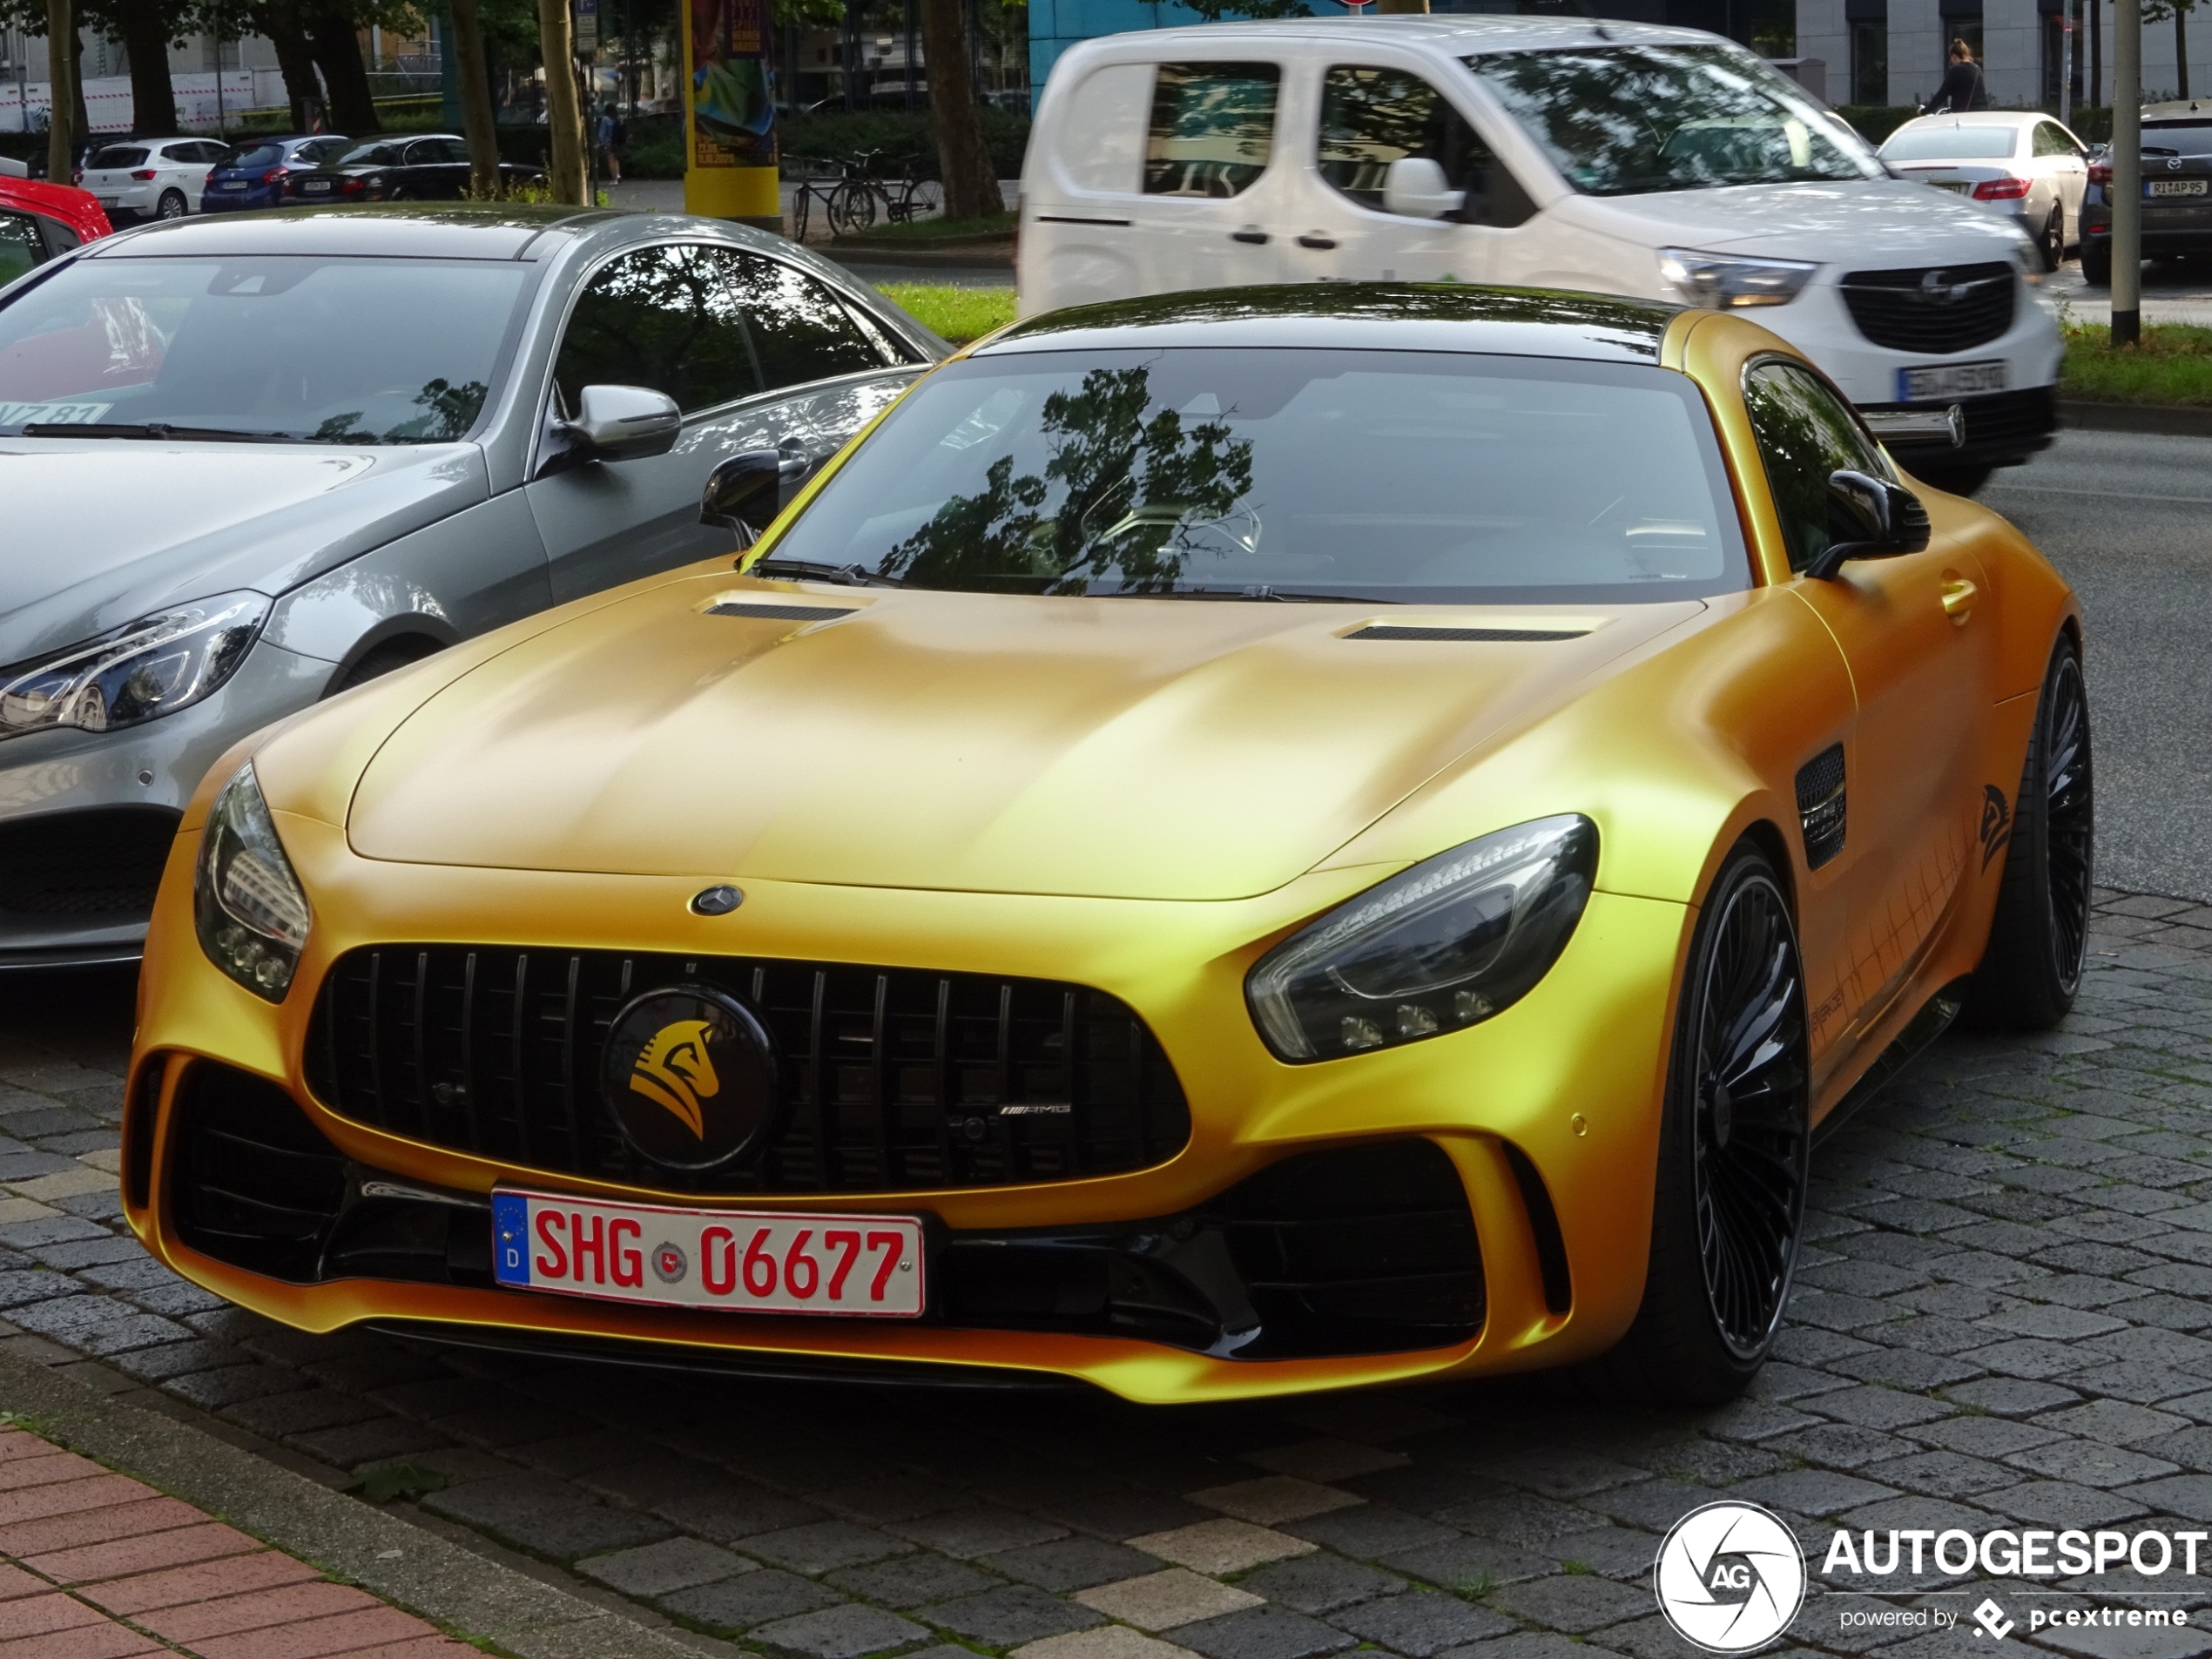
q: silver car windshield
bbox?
[1465,44,1882,196]
[761,348,1750,605]
[0,255,529,442]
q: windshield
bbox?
[1465,45,1881,195]
[2145,122,2212,156]
[0,255,529,441]
[761,348,1748,605]
[340,142,403,165]
[88,146,147,170]
[1880,125,2020,160]
[218,142,285,169]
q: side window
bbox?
[0,212,43,286]
[2033,122,2076,158]
[553,244,762,416]
[1742,361,1887,574]
[725,253,893,388]
[1143,63,1280,198]
[1318,65,1509,220]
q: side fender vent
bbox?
[1796,744,1847,870]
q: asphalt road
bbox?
[1982,428,2212,904]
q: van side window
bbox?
[1318,65,1526,224]
[1144,63,1281,198]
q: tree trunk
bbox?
[535,0,586,203]
[261,0,323,128]
[45,0,75,183]
[448,0,500,193]
[918,0,995,219]
[306,7,379,132]
[2092,0,2102,103]
[116,0,180,136]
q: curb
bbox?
[2059,398,2212,438]
[0,1343,706,1659]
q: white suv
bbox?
[78,138,226,222]
[1018,17,2061,489]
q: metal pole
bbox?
[2060,0,2072,121]
[2112,0,2140,343]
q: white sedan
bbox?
[1879,112,2091,271]
[77,137,229,222]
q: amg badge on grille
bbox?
[599,986,780,1171]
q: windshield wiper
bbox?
[20,421,304,442]
[747,557,906,588]
[1099,585,1393,604]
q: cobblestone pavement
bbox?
[6,890,2212,1659]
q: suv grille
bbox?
[1839,262,2016,354]
[304,947,1191,1195]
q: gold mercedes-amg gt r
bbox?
[124,287,2088,1405]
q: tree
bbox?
[111,0,187,133]
[447,0,499,192]
[2144,0,2193,98]
[45,0,74,180]
[919,0,997,218]
[536,0,586,200]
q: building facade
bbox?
[1798,0,2207,108]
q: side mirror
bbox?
[1807,469,1932,579]
[563,384,681,462]
[1382,156,1466,220]
[701,447,812,545]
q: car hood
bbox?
[1567,177,2032,263]
[343,577,1708,900]
[0,442,484,666]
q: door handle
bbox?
[1297,233,1338,249]
[1941,574,1979,624]
[1231,228,1269,245]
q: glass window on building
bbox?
[1847,0,1888,104]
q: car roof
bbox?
[87,202,629,260]
[1068,14,1737,57]
[1888,112,2041,130]
[976,284,1681,365]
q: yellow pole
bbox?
[684,0,781,230]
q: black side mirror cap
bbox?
[1807,469,1932,580]
[702,446,814,547]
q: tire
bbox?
[2040,206,2064,273]
[157,189,187,220]
[1603,841,1810,1405]
[2080,241,2112,286]
[1967,634,2094,1030]
[330,637,442,695]
[828,183,876,237]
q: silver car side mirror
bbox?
[1383,157,1466,221]
[565,384,681,462]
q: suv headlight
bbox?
[0,592,267,742]
[1246,815,1597,1062]
[1658,248,1820,309]
[194,761,312,1001]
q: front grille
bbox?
[0,806,181,918]
[305,947,1191,1196]
[1839,262,2016,354]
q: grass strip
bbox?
[838,211,1017,245]
[876,282,1019,345]
[2060,320,2212,407]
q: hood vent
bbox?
[707,602,860,623]
[1347,624,1585,644]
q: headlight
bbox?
[0,592,266,742]
[194,761,312,1001]
[1245,815,1597,1062]
[1658,248,1820,309]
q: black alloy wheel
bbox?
[1970,634,2094,1028]
[1602,841,1810,1403]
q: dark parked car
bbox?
[202,135,354,213]
[2081,111,2212,283]
[283,134,541,204]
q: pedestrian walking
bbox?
[597,102,625,185]
[1929,39,1991,111]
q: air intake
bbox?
[1346,625,1584,643]
[706,602,860,623]
[1797,744,1847,869]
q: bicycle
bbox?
[797,150,943,239]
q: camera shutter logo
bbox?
[1653,1501,1806,1653]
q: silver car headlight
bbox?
[194,761,312,1001]
[0,592,267,741]
[1658,247,1820,309]
[1245,815,1598,1062]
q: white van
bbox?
[1018,17,2062,489]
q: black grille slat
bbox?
[1839,262,2016,354]
[305,947,1191,1195]
[1346,624,1584,643]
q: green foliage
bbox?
[2061,320,2212,407]
[840,210,1014,243]
[873,280,1015,343]
[1832,104,1919,144]
[1175,0,1310,17]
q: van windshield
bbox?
[759,347,1750,605]
[1464,44,1881,195]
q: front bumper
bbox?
[0,641,334,965]
[201,186,280,212]
[126,822,1692,1403]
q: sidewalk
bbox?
[0,1425,467,1658]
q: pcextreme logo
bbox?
[1654,1502,1809,1653]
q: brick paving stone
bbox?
[929,1582,1108,1645]
[1010,1631,1199,1659]
[1036,1492,1212,1543]
[660,1568,845,1630]
[813,1475,965,1525]
[420,1474,672,1559]
[826,1554,1002,1609]
[576,1535,752,1595]
[984,1536,1163,1592]
[1188,1477,1359,1527]
[745,1520,914,1574]
[2006,1440,2182,1487]
[1169,1604,1356,1659]
[891,1506,1069,1561]
[1944,1377,2086,1416]
[1237,1554,1405,1614]
[1282,1502,1458,1560]
[1865,1450,2018,1498]
[1445,1631,1614,1659]
[1076,1568,1263,1630]
[1125,1520,1314,1575]
[1330,1588,1514,1655]
[749,1602,934,1658]
[1986,1479,2151,1527]
[1489,1573,1653,1632]
[1245,1440,1408,1483]
[79,1548,322,1615]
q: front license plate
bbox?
[491,1189,927,1318]
[1898,360,2008,401]
[2148,179,2209,198]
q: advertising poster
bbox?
[686,0,778,191]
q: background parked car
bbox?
[2080,105,2212,285]
[0,203,944,968]
[0,175,109,287]
[285,135,543,203]
[78,138,229,221]
[1878,112,2090,272]
[201,135,355,214]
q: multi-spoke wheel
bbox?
[1606,840,1809,1403]
[1970,634,2094,1028]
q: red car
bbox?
[0,175,111,287]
